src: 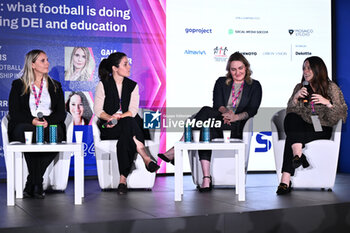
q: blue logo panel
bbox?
[255,131,272,153]
[143,110,161,129]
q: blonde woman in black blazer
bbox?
[8,49,66,199]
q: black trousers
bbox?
[99,117,145,177]
[282,113,332,176]
[9,123,65,185]
[194,106,245,161]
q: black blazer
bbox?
[213,77,262,118]
[98,77,150,140]
[8,78,66,140]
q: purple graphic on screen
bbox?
[0,0,167,177]
[126,0,166,172]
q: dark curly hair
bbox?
[65,91,93,125]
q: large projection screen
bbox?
[166,0,332,171]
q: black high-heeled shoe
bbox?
[276,181,292,195]
[292,154,310,169]
[158,153,175,165]
[146,160,160,173]
[198,176,212,192]
[117,183,128,195]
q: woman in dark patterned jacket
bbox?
[276,56,348,195]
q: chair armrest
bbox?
[64,113,74,143]
[91,116,102,143]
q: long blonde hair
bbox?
[65,47,92,81]
[20,49,50,95]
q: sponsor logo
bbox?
[234,30,268,34]
[255,131,272,153]
[288,29,313,37]
[295,51,312,56]
[185,28,213,34]
[184,50,206,55]
[213,46,228,62]
[238,51,258,56]
[143,110,161,129]
[214,46,228,56]
[262,51,287,56]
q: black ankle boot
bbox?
[276,181,292,195]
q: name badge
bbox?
[311,115,323,132]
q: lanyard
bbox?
[310,101,315,114]
[32,79,44,110]
[232,82,244,109]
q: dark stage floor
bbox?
[1,173,350,233]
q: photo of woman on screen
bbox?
[64,47,95,81]
[65,91,93,125]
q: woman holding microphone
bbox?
[8,49,66,199]
[94,52,159,195]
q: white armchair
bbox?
[1,113,74,191]
[271,109,342,190]
[92,109,160,190]
[189,117,254,187]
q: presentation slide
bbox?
[166,0,332,171]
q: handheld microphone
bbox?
[37,112,44,122]
[302,81,313,105]
[102,119,118,128]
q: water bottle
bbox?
[36,125,44,144]
[49,125,57,144]
[203,126,210,143]
[184,124,192,143]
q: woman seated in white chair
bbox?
[8,49,66,199]
[276,56,347,195]
[93,52,159,195]
[158,52,262,192]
